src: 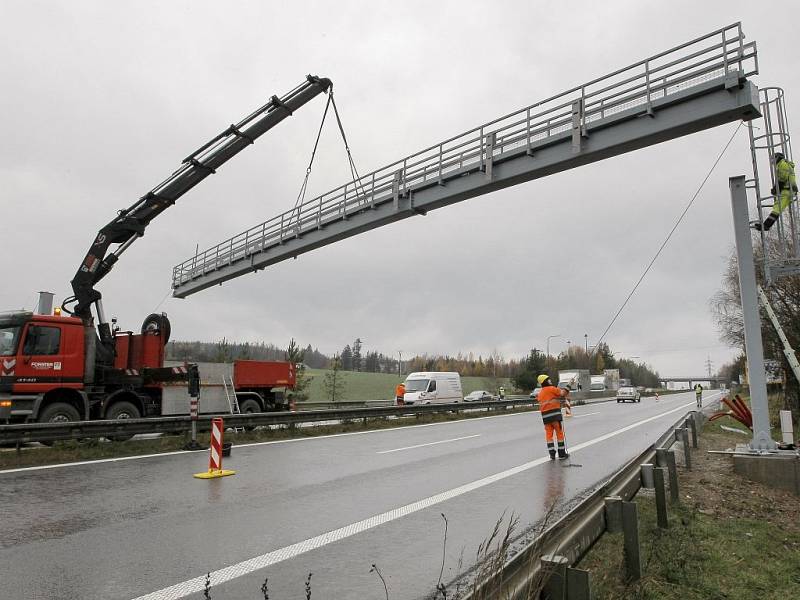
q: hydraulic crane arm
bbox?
[66,75,332,345]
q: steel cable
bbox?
[591,121,745,354]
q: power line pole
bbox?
[705,355,714,379]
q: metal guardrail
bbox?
[0,399,534,445]
[463,408,701,599]
[173,23,756,291]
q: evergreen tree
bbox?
[513,348,548,391]
[340,345,354,371]
[323,354,347,402]
[352,338,362,372]
[285,338,311,402]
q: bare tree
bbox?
[710,244,800,413]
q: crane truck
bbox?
[0,75,330,427]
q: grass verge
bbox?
[0,406,535,471]
[578,416,800,599]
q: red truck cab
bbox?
[0,311,88,422]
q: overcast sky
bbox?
[2,1,798,376]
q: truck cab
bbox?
[0,311,88,423]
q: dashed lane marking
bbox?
[377,434,481,454]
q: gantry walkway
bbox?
[172,23,759,298]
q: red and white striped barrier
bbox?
[193,417,236,479]
[209,418,224,470]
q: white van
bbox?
[403,372,463,404]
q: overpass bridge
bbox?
[171,23,759,298]
[660,376,727,388]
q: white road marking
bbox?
[571,412,600,419]
[377,434,481,454]
[131,396,712,600]
[0,411,525,475]
[1,391,715,476]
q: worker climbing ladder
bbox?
[747,87,800,281]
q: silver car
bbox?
[616,386,641,403]
[464,390,494,402]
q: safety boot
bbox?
[549,450,556,460]
[557,449,569,459]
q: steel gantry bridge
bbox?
[171,23,759,298]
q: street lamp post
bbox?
[398,350,403,377]
[546,334,561,359]
[584,333,588,353]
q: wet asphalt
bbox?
[0,390,715,600]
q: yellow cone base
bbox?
[193,469,236,479]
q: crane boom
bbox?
[67,74,332,351]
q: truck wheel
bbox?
[237,398,261,431]
[37,402,81,445]
[238,398,262,414]
[105,401,141,442]
[39,402,81,423]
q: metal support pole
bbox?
[681,428,692,471]
[604,496,623,533]
[729,175,777,450]
[654,468,669,528]
[622,501,642,581]
[541,554,568,600]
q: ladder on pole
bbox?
[757,285,800,385]
[223,374,245,433]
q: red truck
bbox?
[0,75,329,426]
[0,307,296,423]
[165,359,296,415]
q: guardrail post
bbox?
[541,554,568,600]
[681,428,692,471]
[654,467,669,528]
[604,496,623,533]
[656,448,680,502]
[640,463,655,489]
[622,501,642,581]
[666,450,679,502]
[565,567,592,600]
[686,416,698,448]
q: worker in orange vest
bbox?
[537,374,570,459]
[395,382,406,406]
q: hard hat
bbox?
[775,152,785,162]
[537,374,549,385]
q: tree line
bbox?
[512,342,661,391]
[167,336,662,393]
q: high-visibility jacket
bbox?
[395,384,405,398]
[776,158,797,191]
[538,385,565,424]
[773,159,797,215]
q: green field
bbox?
[301,369,514,402]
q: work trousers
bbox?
[544,421,566,454]
[770,189,793,218]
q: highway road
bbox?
[0,390,719,600]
